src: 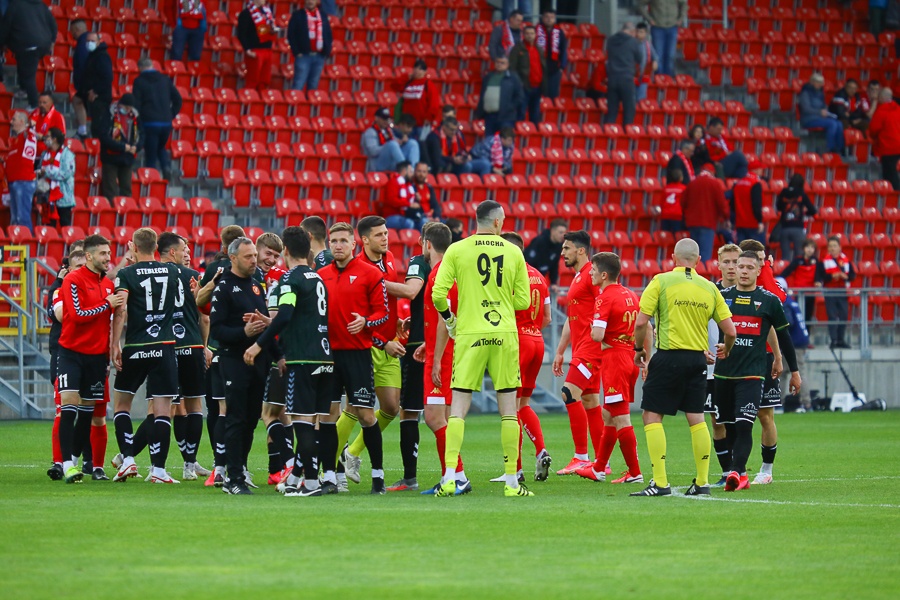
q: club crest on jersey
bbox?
[147,324,161,338]
[754,301,762,310]
[483,310,501,326]
[349,275,357,284]
[252,285,261,295]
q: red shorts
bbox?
[601,350,639,417]
[517,335,544,398]
[565,357,602,396]
[424,354,453,406]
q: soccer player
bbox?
[576,252,646,483]
[245,227,338,497]
[342,216,407,485]
[714,251,800,491]
[631,238,736,497]
[56,235,123,483]
[110,228,184,483]
[417,223,471,495]
[319,222,391,494]
[300,216,334,270]
[551,231,605,475]
[500,231,553,482]
[431,200,533,497]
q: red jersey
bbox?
[567,262,601,362]
[758,260,787,301]
[593,283,640,352]
[658,182,686,221]
[30,106,66,156]
[380,174,416,216]
[517,264,549,338]
[362,249,400,343]
[5,129,38,182]
[703,132,731,162]
[424,259,457,362]
[263,264,286,291]
[58,267,115,355]
[318,255,389,350]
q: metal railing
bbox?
[0,288,46,418]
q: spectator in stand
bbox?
[361,107,416,172]
[82,32,114,138]
[411,161,440,221]
[871,0,888,37]
[657,167,686,233]
[639,0,687,77]
[445,217,465,243]
[634,23,659,102]
[423,117,479,175]
[31,93,66,157]
[509,26,544,125]
[687,124,710,170]
[237,0,279,92]
[0,0,57,109]
[394,59,442,138]
[703,117,748,179]
[604,22,642,126]
[470,127,515,175]
[868,87,900,191]
[780,238,820,320]
[132,58,182,178]
[681,163,729,261]
[864,80,882,119]
[536,9,567,99]
[798,73,845,154]
[381,161,425,231]
[775,174,817,261]
[667,139,695,184]
[475,56,525,136]
[36,128,75,228]
[731,159,766,245]
[829,79,871,131]
[98,94,142,202]
[502,1,532,20]
[288,0,332,92]
[393,114,421,167]
[4,111,38,232]
[524,218,567,290]
[171,0,208,62]
[815,235,855,349]
[70,20,91,140]
[490,10,524,60]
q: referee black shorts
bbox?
[641,350,708,416]
[714,378,764,424]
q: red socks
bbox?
[518,405,545,455]
[586,406,605,460]
[91,424,107,469]
[564,400,588,456]
[435,425,447,471]
[592,425,618,471]
[52,414,62,463]
[617,426,641,476]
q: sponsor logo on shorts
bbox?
[173,324,186,339]
[130,349,163,360]
[90,382,105,394]
[739,402,759,417]
[353,387,373,401]
[311,365,334,375]
[470,337,503,348]
[483,310,501,326]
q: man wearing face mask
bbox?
[81,32,114,138]
[97,94,142,202]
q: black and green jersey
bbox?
[115,261,182,347]
[275,265,331,364]
[405,254,430,346]
[314,249,333,271]
[173,265,202,348]
[715,286,789,380]
[201,257,263,351]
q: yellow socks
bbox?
[690,421,711,487]
[348,409,395,457]
[501,415,520,476]
[443,416,465,482]
[643,422,668,488]
[335,410,358,462]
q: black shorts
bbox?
[333,349,376,409]
[264,365,286,406]
[400,350,425,412]
[641,350,708,416]
[209,355,225,401]
[50,345,59,382]
[285,363,336,416]
[57,347,108,401]
[714,378,764,424]
[176,347,206,399]
[114,344,179,398]
[761,353,782,408]
[703,378,717,417]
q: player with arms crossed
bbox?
[431,200,532,498]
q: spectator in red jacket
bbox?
[394,59,442,135]
[5,111,38,232]
[680,164,729,261]
[731,159,766,244]
[30,93,66,157]
[381,161,425,232]
[656,167,685,233]
[702,117,749,179]
[869,87,900,191]
[815,235,856,348]
[779,238,819,320]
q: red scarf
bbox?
[372,123,393,145]
[822,252,852,288]
[306,7,323,52]
[490,133,504,170]
[111,105,139,147]
[676,151,695,180]
[41,149,63,204]
[247,1,275,43]
[502,22,515,55]
[703,133,729,161]
[180,0,205,29]
[416,182,431,213]
[441,129,462,156]
[536,24,560,62]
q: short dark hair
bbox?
[708,117,725,128]
[300,216,327,242]
[282,226,311,260]
[667,168,683,183]
[592,252,622,281]
[509,10,523,18]
[157,231,185,256]
[680,139,695,151]
[523,25,536,33]
[70,19,87,31]
[636,22,649,30]
[48,127,65,148]
[39,91,53,102]
[475,200,503,224]
[739,239,765,253]
[868,79,880,87]
[738,250,761,264]
[442,104,455,115]
[83,235,109,253]
[133,227,158,255]
[442,116,459,128]
[396,160,411,172]
[413,58,427,71]
[500,231,524,250]
[220,225,246,250]
[803,238,817,249]
[827,235,841,245]
[499,127,515,140]
[397,113,416,127]
[444,218,463,231]
[542,9,556,15]
[846,78,859,87]
[357,215,386,239]
[424,223,452,253]
[549,218,567,230]
[563,230,591,250]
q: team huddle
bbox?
[45,200,801,498]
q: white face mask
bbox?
[87,41,98,52]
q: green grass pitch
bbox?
[1,411,899,599]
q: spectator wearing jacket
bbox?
[30,93,66,157]
[681,164,729,261]
[798,73,845,153]
[381,162,425,231]
[0,0,57,108]
[98,94,143,202]
[829,79,871,131]
[70,19,91,139]
[508,26,544,125]
[411,162,440,221]
[288,0,332,92]
[237,0,278,92]
[536,9,568,98]
[869,87,900,191]
[604,23,642,126]
[132,58,183,177]
[36,128,75,227]
[634,23,658,102]
[393,59,442,133]
[524,219,567,288]
[639,0,687,77]
[171,0,207,62]
[469,128,515,175]
[731,160,766,245]
[489,10,524,60]
[4,111,38,232]
[423,117,483,175]
[779,239,819,320]
[815,236,856,349]
[657,168,686,233]
[775,174,818,261]
[81,32,114,138]
[361,107,416,172]
[475,56,525,136]
[703,117,749,179]
[392,114,421,167]
[666,139,695,184]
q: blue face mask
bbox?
[87,41,98,52]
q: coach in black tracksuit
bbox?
[209,238,281,494]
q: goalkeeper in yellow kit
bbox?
[431,200,533,497]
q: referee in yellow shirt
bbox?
[631,238,736,497]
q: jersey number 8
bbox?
[316,281,326,316]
